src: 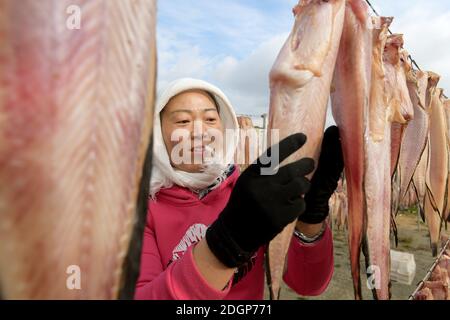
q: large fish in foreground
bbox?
[363,15,393,300]
[235,116,258,172]
[330,0,372,300]
[0,0,156,299]
[266,0,345,300]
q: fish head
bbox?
[437,88,445,102]
[424,71,440,109]
[383,34,415,123]
[400,49,412,74]
[383,34,404,65]
[444,99,450,109]
[237,116,254,130]
[427,71,441,90]
[270,0,345,88]
[415,71,429,108]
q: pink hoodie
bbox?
[134,167,334,300]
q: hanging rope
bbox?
[365,0,448,99]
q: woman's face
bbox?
[161,89,224,173]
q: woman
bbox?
[134,78,344,300]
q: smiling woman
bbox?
[160,89,224,173]
[134,77,340,300]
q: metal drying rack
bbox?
[408,238,450,300]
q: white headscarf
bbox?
[150,78,239,198]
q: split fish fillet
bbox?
[330,0,371,300]
[444,99,450,221]
[236,116,258,172]
[444,99,450,147]
[330,179,346,230]
[266,0,345,300]
[363,15,392,300]
[399,184,418,209]
[397,70,429,203]
[0,0,157,299]
[425,72,441,110]
[384,36,414,124]
[413,137,429,220]
[413,72,435,220]
[425,84,448,256]
[390,123,405,177]
[384,36,414,177]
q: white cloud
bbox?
[157,30,287,116]
[210,34,288,115]
[157,0,450,127]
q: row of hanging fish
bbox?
[330,179,348,231]
[0,0,157,299]
[263,0,449,301]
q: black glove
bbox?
[205,133,315,268]
[299,126,344,225]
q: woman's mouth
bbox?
[191,146,206,154]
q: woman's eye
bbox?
[206,118,217,122]
[176,120,190,124]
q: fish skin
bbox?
[444,99,450,222]
[266,0,345,300]
[0,0,156,299]
[413,72,434,220]
[425,72,441,110]
[383,35,414,179]
[442,99,450,222]
[425,85,448,256]
[330,0,371,300]
[367,16,393,142]
[398,70,429,203]
[390,123,405,177]
[363,15,392,300]
[444,99,450,147]
[384,35,414,124]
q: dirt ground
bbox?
[264,207,450,300]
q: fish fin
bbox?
[401,138,429,202]
[419,205,425,223]
[425,183,441,216]
[431,243,438,257]
[391,171,401,216]
[411,180,425,222]
[118,139,153,299]
[362,236,381,300]
[391,212,399,248]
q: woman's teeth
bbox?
[192,146,204,152]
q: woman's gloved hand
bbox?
[299,126,344,225]
[206,133,315,268]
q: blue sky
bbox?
[157,0,450,126]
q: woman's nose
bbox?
[192,120,208,140]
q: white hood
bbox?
[150,78,239,198]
